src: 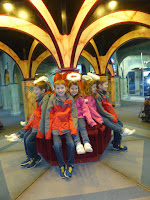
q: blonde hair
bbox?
[34,81,53,93]
[84,80,96,97]
[68,81,83,101]
[54,79,66,88]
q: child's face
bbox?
[69,85,78,97]
[91,84,97,93]
[98,82,108,92]
[34,86,45,98]
[55,84,66,97]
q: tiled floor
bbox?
[0,100,150,200]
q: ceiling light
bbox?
[108,1,118,10]
[3,3,13,11]
[18,11,28,20]
[95,7,105,17]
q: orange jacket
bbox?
[95,90,118,122]
[24,92,51,138]
[45,92,78,139]
[101,96,118,119]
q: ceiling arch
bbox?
[74,10,150,68]
[0,15,60,68]
[100,28,150,74]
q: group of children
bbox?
[5,74,135,179]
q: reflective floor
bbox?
[0,100,150,200]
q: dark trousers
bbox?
[23,130,38,159]
[53,131,75,167]
[102,117,123,146]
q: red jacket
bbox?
[24,92,51,138]
[45,92,78,139]
[101,96,118,119]
[95,90,117,122]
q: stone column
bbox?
[135,69,140,95]
[22,80,36,121]
[110,76,115,106]
[8,83,21,115]
[100,75,107,82]
[120,78,128,99]
[1,85,11,110]
[114,76,121,107]
[0,86,2,107]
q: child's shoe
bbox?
[64,165,73,178]
[21,157,30,166]
[112,144,128,151]
[5,133,17,139]
[26,155,42,169]
[76,143,85,154]
[7,134,22,142]
[122,128,135,137]
[84,142,93,152]
[59,165,66,178]
[20,121,27,126]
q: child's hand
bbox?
[90,122,97,127]
[90,124,96,127]
[84,99,88,103]
[112,117,118,123]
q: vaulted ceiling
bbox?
[0,0,150,78]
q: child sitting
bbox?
[68,81,96,154]
[83,80,104,126]
[95,80,135,151]
[6,76,52,168]
[45,79,78,178]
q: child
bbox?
[7,76,52,168]
[45,79,78,178]
[95,80,135,151]
[83,80,104,126]
[68,81,96,154]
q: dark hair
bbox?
[96,80,107,88]
[34,81,53,93]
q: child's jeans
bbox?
[53,131,75,167]
[17,128,27,139]
[23,129,38,159]
[102,117,123,146]
[73,118,90,146]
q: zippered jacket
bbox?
[76,97,96,127]
[24,91,51,138]
[45,92,78,139]
[95,90,118,122]
[84,95,103,125]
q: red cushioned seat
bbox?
[97,126,111,155]
[36,124,111,165]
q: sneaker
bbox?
[26,155,42,169]
[76,143,85,154]
[7,135,22,142]
[60,165,66,178]
[122,128,136,137]
[84,142,93,152]
[20,121,27,126]
[112,145,128,151]
[64,165,73,178]
[111,140,114,145]
[21,157,30,166]
[5,133,17,139]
